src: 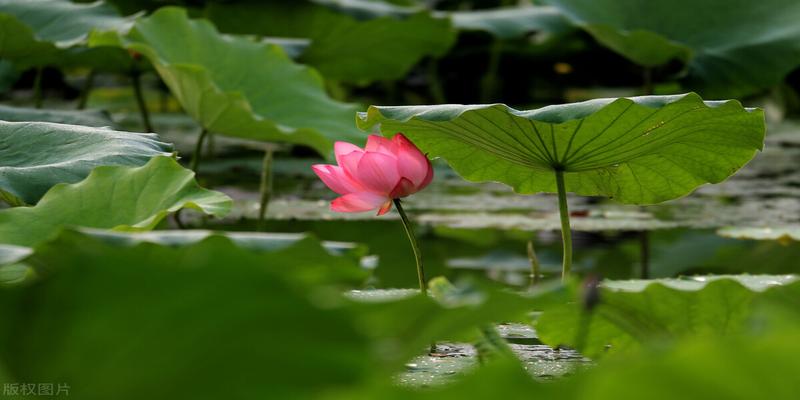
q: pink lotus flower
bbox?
[312,133,433,215]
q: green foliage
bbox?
[0,156,231,247]
[116,7,362,155]
[0,120,171,205]
[546,0,800,97]
[0,0,135,68]
[207,1,456,83]
[358,93,765,204]
[535,275,798,357]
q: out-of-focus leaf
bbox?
[0,156,231,247]
[718,226,800,243]
[0,120,172,205]
[448,6,574,40]
[358,93,765,205]
[545,0,800,97]
[207,1,456,82]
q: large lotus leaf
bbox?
[358,93,765,205]
[535,275,799,357]
[545,0,800,98]
[0,104,112,126]
[448,6,575,40]
[117,7,362,156]
[0,0,135,68]
[206,1,456,82]
[0,120,172,205]
[0,156,231,247]
[0,232,372,399]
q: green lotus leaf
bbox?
[117,7,362,155]
[207,1,456,82]
[448,6,575,40]
[0,104,112,126]
[0,156,231,247]
[0,120,172,205]
[535,275,799,357]
[0,231,372,399]
[358,93,765,205]
[0,0,136,68]
[545,0,800,97]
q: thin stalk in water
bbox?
[555,169,573,282]
[639,231,650,279]
[131,70,153,132]
[77,69,96,110]
[33,67,44,109]
[427,57,446,104]
[527,239,542,289]
[190,128,209,173]
[393,199,427,293]
[257,147,274,231]
[480,40,503,103]
[642,67,654,95]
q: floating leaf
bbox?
[207,1,456,82]
[115,7,362,155]
[0,121,172,205]
[0,156,231,247]
[358,93,765,204]
[535,275,799,357]
[545,0,800,97]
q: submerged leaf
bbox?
[0,156,231,247]
[0,121,172,205]
[358,93,765,204]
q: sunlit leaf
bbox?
[535,275,799,357]
[0,156,231,246]
[358,93,764,204]
[0,121,172,205]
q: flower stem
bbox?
[33,66,44,109]
[555,170,573,282]
[527,239,541,289]
[77,69,95,110]
[393,199,427,293]
[190,128,209,173]
[131,70,153,132]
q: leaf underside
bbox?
[358,93,765,205]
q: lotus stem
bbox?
[190,128,209,173]
[131,70,153,132]
[639,231,650,279]
[480,40,502,103]
[555,169,573,282]
[257,146,274,231]
[77,69,96,110]
[643,67,654,95]
[393,199,427,293]
[427,57,446,104]
[527,239,542,289]
[33,66,44,109]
